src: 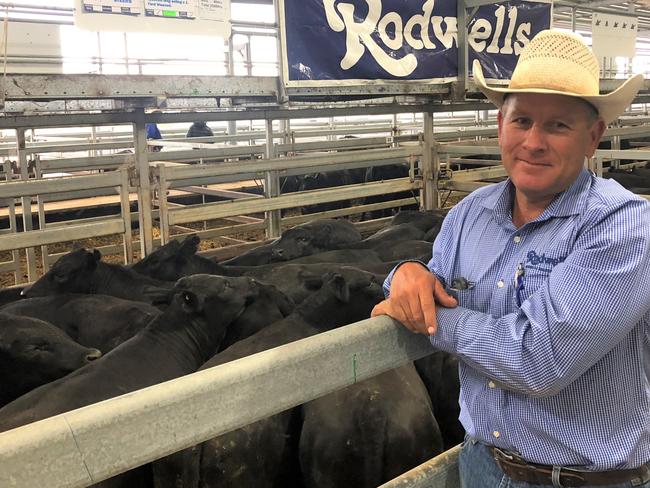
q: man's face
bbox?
[497,93,606,203]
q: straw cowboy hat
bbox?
[473,29,645,124]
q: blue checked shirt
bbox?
[384,169,650,470]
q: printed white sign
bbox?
[592,12,637,60]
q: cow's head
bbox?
[0,313,101,403]
[131,235,200,281]
[22,248,101,298]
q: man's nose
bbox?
[522,125,547,151]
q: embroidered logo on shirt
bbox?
[525,250,566,272]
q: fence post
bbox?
[16,128,37,282]
[119,168,134,264]
[264,118,281,238]
[133,109,154,257]
[420,110,439,210]
[156,163,170,245]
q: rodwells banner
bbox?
[279,0,551,86]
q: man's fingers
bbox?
[371,299,417,333]
[433,279,458,308]
[372,299,423,334]
[418,288,438,335]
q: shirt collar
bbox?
[481,168,593,225]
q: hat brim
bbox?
[472,60,645,124]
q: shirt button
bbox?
[488,381,496,388]
[493,431,501,438]
[497,280,504,288]
[513,236,521,243]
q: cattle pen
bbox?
[0,1,650,487]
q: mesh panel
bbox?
[519,31,599,77]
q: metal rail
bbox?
[0,316,434,488]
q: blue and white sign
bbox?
[469,0,552,81]
[279,0,551,86]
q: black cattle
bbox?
[603,168,650,191]
[0,287,24,307]
[364,163,418,219]
[131,235,388,304]
[298,169,366,215]
[187,121,214,139]
[22,248,171,302]
[353,222,426,246]
[220,242,277,266]
[0,313,101,407]
[299,364,443,488]
[152,271,384,488]
[240,263,385,305]
[0,274,268,487]
[131,236,235,281]
[371,239,433,262]
[1,294,160,353]
[389,209,447,235]
[267,219,362,262]
[414,351,464,449]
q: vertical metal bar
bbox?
[119,168,134,264]
[245,35,252,76]
[16,128,37,282]
[420,110,438,210]
[612,135,621,168]
[3,160,19,283]
[133,109,153,257]
[35,160,49,272]
[571,7,576,32]
[456,0,468,99]
[90,125,98,158]
[156,163,170,245]
[274,0,288,103]
[264,119,281,238]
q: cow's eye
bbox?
[183,292,194,305]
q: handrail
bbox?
[0,316,433,488]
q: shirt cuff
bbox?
[428,305,471,354]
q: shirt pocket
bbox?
[518,265,552,304]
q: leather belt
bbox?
[490,446,650,487]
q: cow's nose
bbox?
[85,349,102,362]
[20,284,31,296]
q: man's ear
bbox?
[587,119,607,157]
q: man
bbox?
[186,121,214,139]
[145,122,163,152]
[372,29,650,487]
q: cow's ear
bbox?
[84,250,100,270]
[328,274,350,303]
[180,235,200,255]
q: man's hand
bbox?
[371,262,457,335]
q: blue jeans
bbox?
[459,437,650,488]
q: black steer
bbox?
[267,219,362,262]
[0,274,265,487]
[22,248,171,302]
[152,271,384,488]
[0,313,101,406]
[299,364,444,488]
[131,235,235,282]
[1,294,160,352]
[413,351,464,449]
